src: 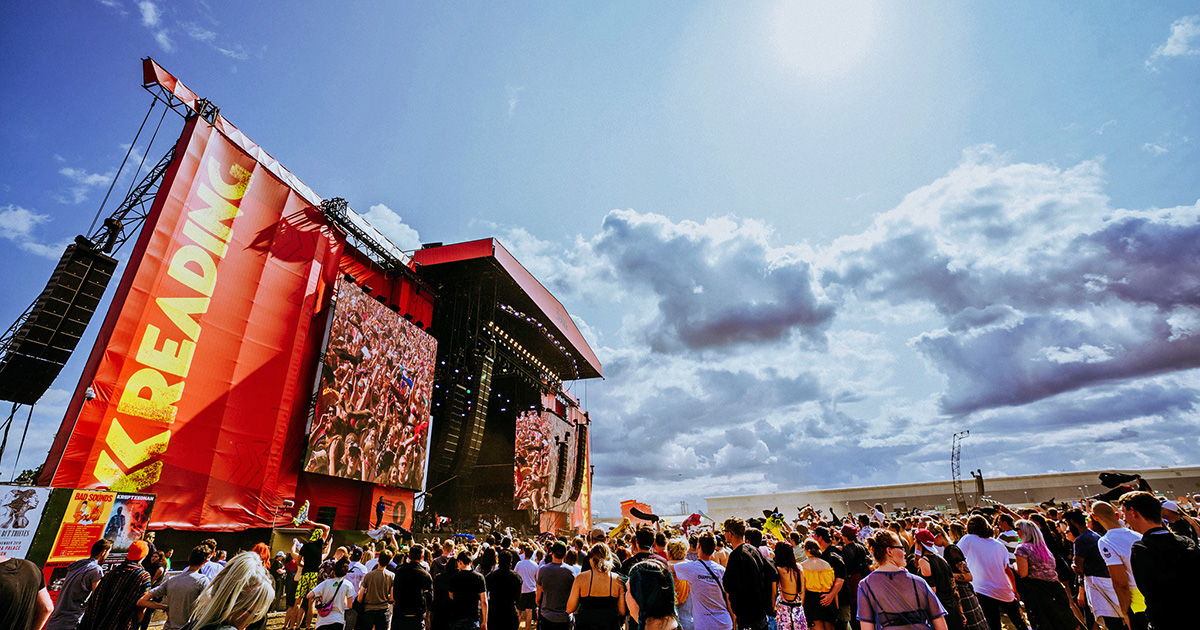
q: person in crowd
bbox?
[357,548,395,630]
[666,539,693,630]
[722,517,776,630]
[307,557,357,630]
[771,542,807,630]
[486,549,522,630]
[293,519,334,630]
[345,546,369,630]
[45,538,111,630]
[536,541,574,630]
[272,551,289,609]
[200,539,223,579]
[188,551,277,630]
[674,533,732,630]
[957,515,1027,630]
[79,539,154,630]
[0,547,52,630]
[909,530,962,630]
[448,551,488,630]
[567,542,625,630]
[1062,511,1117,630]
[476,547,497,577]
[513,543,539,630]
[1090,501,1145,629]
[1159,500,1200,543]
[856,530,947,630]
[622,528,664,576]
[136,544,213,630]
[626,560,678,630]
[799,540,837,630]
[1012,519,1082,629]
[1120,491,1200,630]
[837,525,870,630]
[994,515,1020,565]
[811,527,846,630]
[432,541,456,579]
[394,545,434,630]
[686,536,700,562]
[712,536,729,568]
[931,526,986,630]
[431,547,459,630]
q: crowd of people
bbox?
[3,490,1199,630]
[304,280,437,489]
[513,411,555,512]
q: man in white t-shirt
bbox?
[957,515,1028,630]
[673,533,732,630]
[1091,501,1145,629]
[514,542,539,630]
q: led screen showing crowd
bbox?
[303,278,437,490]
[514,410,575,511]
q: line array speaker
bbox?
[569,423,587,501]
[0,237,117,405]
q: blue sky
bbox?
[2,1,1199,516]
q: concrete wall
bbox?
[705,465,1200,521]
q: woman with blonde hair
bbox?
[185,551,276,630]
[664,539,692,630]
[568,543,625,630]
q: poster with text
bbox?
[49,489,117,562]
[103,493,156,558]
[0,485,51,557]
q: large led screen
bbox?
[514,410,574,511]
[303,278,436,490]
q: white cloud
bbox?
[217,46,249,61]
[183,22,216,43]
[138,0,160,27]
[361,203,423,252]
[1147,15,1200,69]
[0,205,69,260]
[0,205,49,241]
[507,85,524,117]
[98,0,127,15]
[500,144,1200,515]
[1095,119,1116,135]
[154,30,174,52]
[1142,142,1168,155]
[58,166,113,204]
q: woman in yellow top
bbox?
[800,540,837,630]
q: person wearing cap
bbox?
[1160,500,1199,543]
[910,529,962,630]
[78,540,154,630]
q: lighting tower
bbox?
[951,430,970,513]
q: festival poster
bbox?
[48,489,116,562]
[102,493,156,558]
[0,485,51,558]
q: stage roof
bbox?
[414,238,602,381]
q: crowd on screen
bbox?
[6,482,1198,630]
[514,412,555,512]
[305,281,437,489]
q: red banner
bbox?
[43,117,343,530]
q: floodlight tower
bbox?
[951,430,970,513]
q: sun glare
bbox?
[769,0,882,81]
